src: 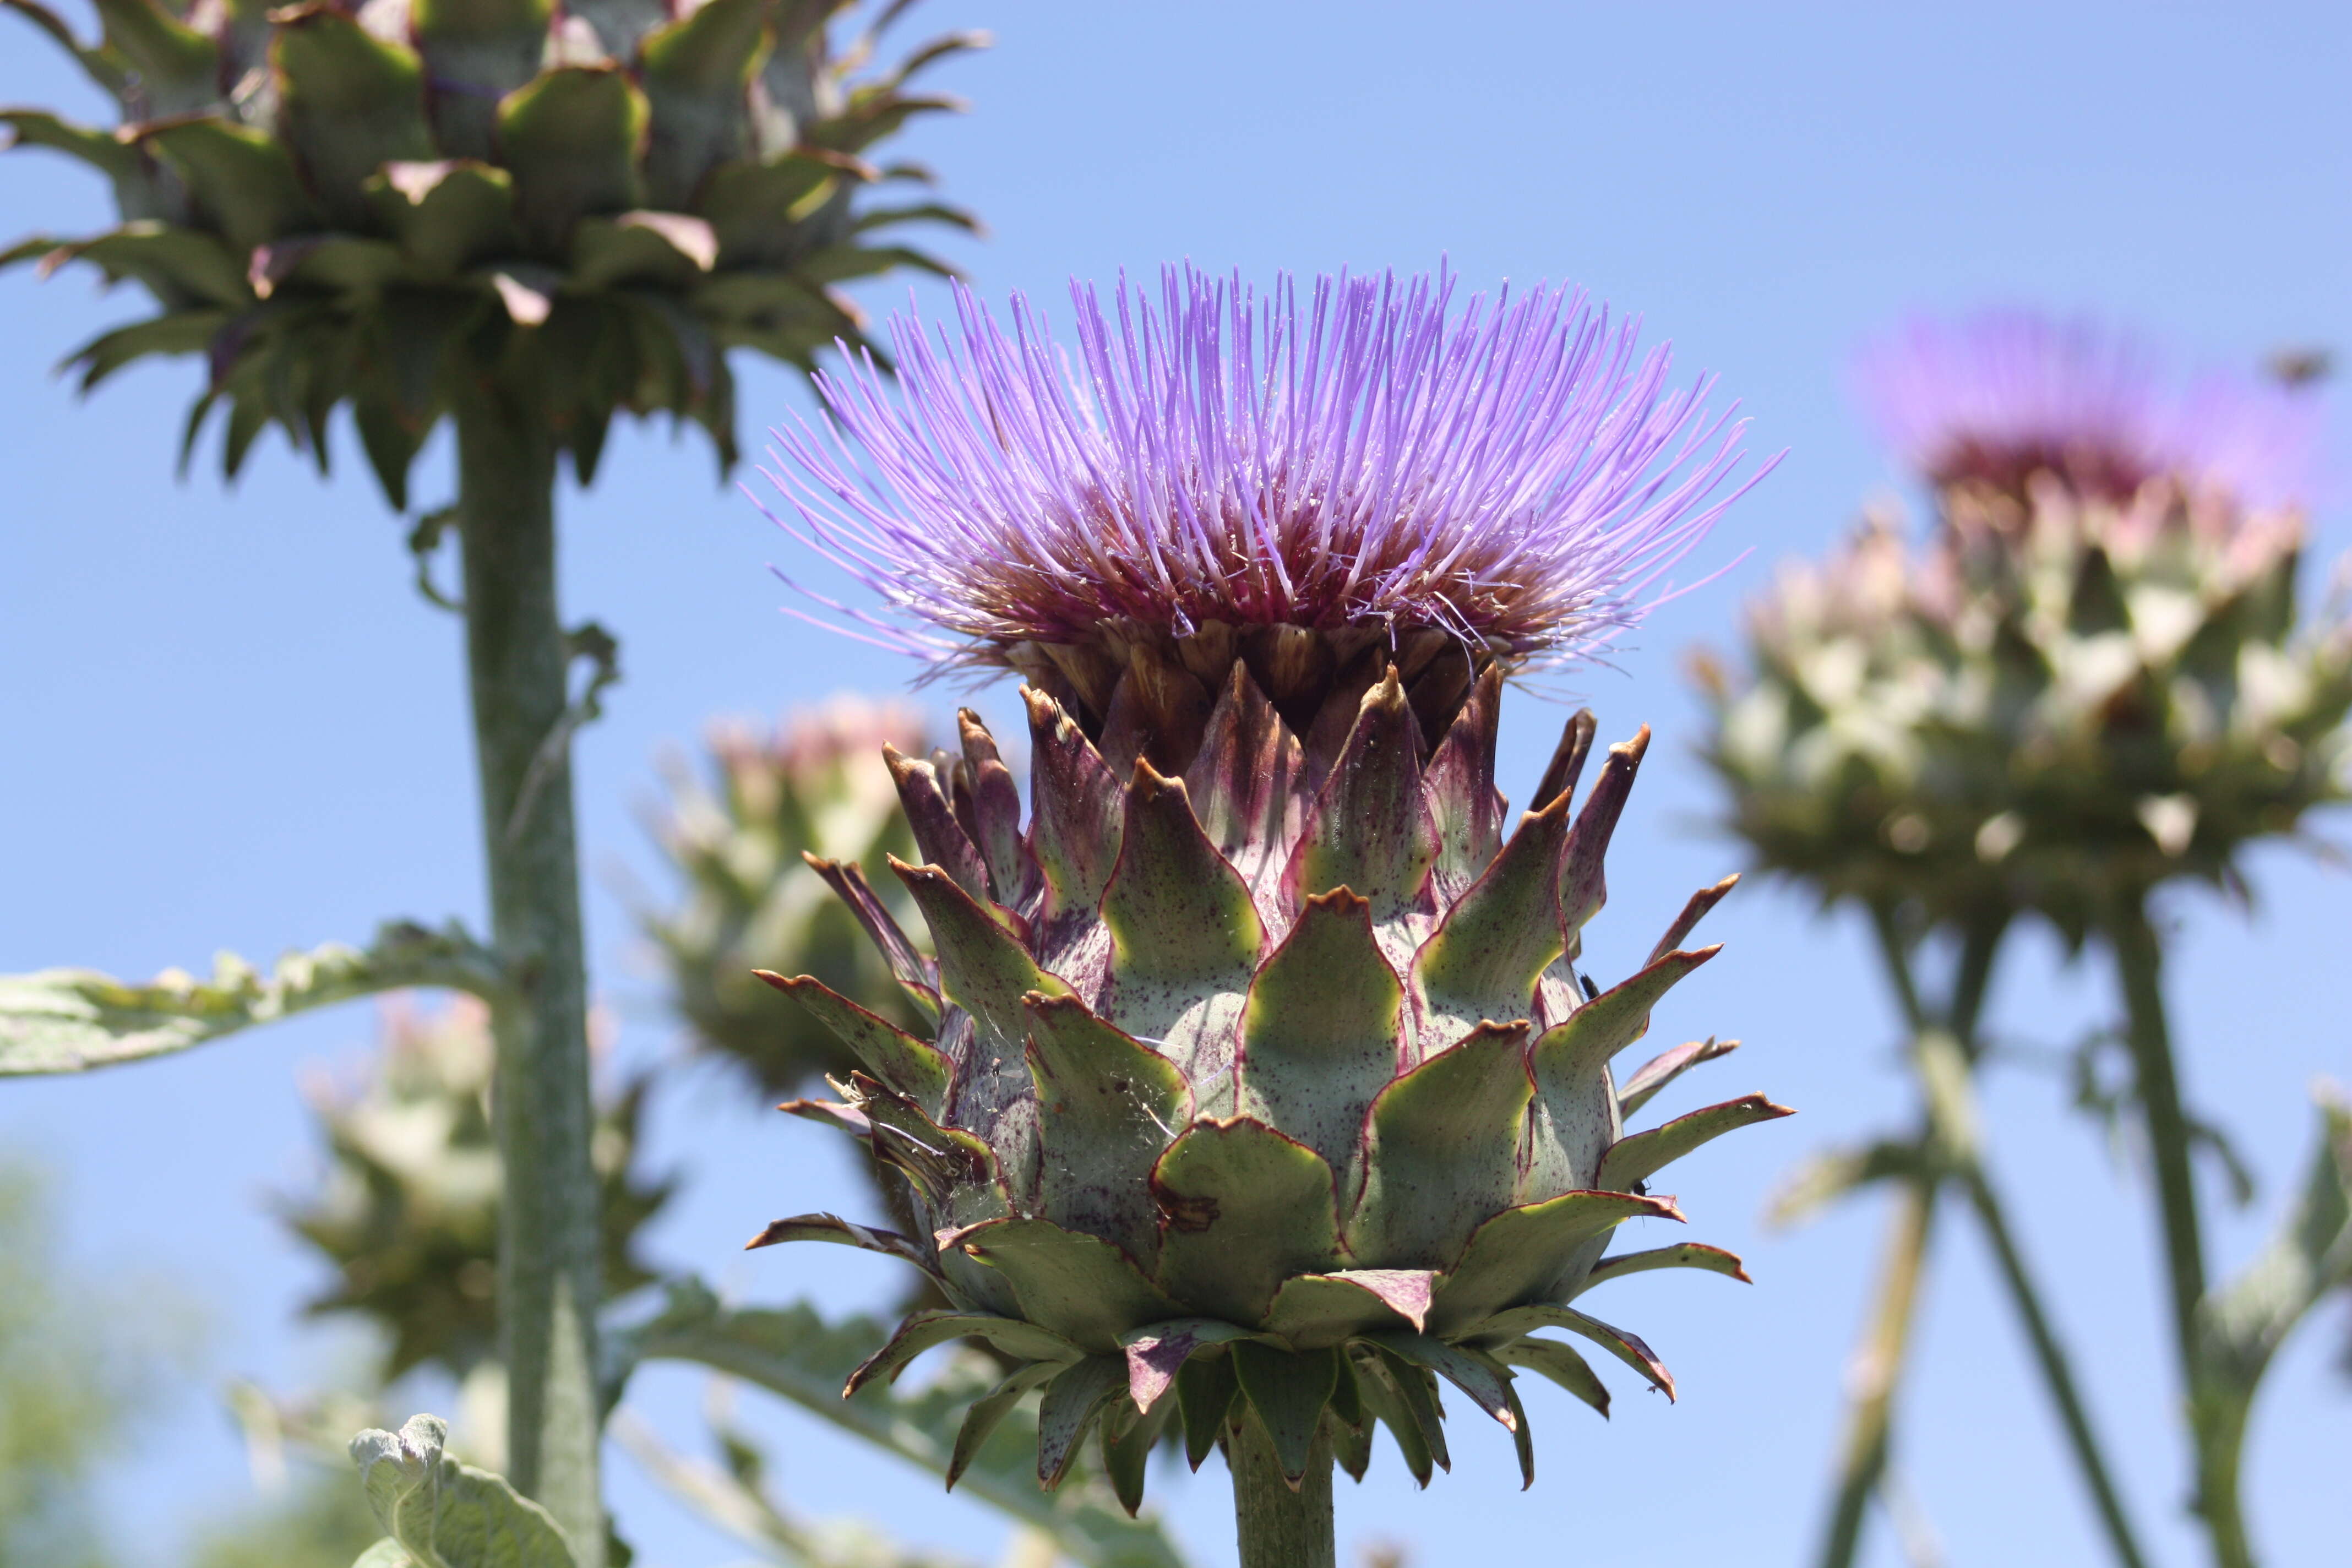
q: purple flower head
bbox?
[760,265,1773,674]
[1854,310,2319,511]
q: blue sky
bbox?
[3,4,2349,1566]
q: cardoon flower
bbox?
[750,265,1785,1562]
[1855,311,2320,512]
[1707,312,2351,939]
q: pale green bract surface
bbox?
[349,1413,578,1568]
[612,1280,1187,1568]
[0,921,503,1075]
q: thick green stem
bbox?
[1964,1168,2152,1568]
[2107,893,2207,1380]
[1818,1175,1937,1568]
[2109,892,2250,1568]
[1228,1413,1334,1568]
[456,390,605,1567]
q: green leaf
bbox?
[1364,1331,1518,1432]
[1236,886,1401,1179]
[949,1360,1058,1489]
[1410,788,1572,1036]
[958,1217,1182,1353]
[846,1309,1084,1395]
[1119,1317,1253,1411]
[792,241,956,285]
[1429,1189,1679,1333]
[349,1413,578,1568]
[695,154,852,266]
[1100,762,1262,1073]
[1618,1035,1739,1118]
[271,7,435,228]
[1261,1270,1434,1349]
[498,65,649,252]
[61,308,226,393]
[2,108,143,185]
[251,235,414,300]
[0,921,504,1075]
[1494,1337,1608,1418]
[1344,1021,1534,1268]
[1557,728,1647,943]
[91,0,217,115]
[39,221,249,308]
[1,0,121,95]
[366,161,521,276]
[1474,1304,1675,1400]
[618,1280,1186,1568]
[1597,1093,1795,1191]
[1349,1348,1438,1485]
[2197,1091,2352,1407]
[1026,993,1193,1268]
[567,211,717,290]
[1038,1357,1128,1489]
[1574,1241,1751,1296]
[1232,1342,1338,1484]
[140,118,320,251]
[1523,945,1720,1200]
[758,972,948,1114]
[1286,668,1435,926]
[1150,1117,1342,1325]
[636,0,768,209]
[743,1211,948,1284]
[411,0,552,160]
[351,1539,414,1568]
[1174,1353,1237,1471]
[1097,1385,1173,1517]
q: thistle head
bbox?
[763,264,1771,732]
[1854,310,2320,514]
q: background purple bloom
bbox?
[760,265,1772,669]
[1854,310,2320,510]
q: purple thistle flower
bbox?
[1854,310,2320,511]
[760,264,1772,673]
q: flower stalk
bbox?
[1229,1417,1336,1568]
[455,386,604,1565]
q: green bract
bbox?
[1702,482,2352,940]
[1,0,980,503]
[644,697,929,1097]
[286,999,674,1380]
[760,632,1786,1506]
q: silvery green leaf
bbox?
[349,1412,577,1568]
[0,921,503,1075]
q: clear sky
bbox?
[3,5,2349,1566]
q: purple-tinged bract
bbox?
[763,265,1767,670]
[1854,311,2319,510]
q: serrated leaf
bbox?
[1349,1349,1436,1485]
[1175,1353,1237,1471]
[366,160,520,276]
[0,922,503,1075]
[1286,668,1435,928]
[569,211,717,290]
[758,972,948,1113]
[1364,1331,1517,1431]
[349,1412,578,1568]
[1618,1035,1739,1118]
[40,221,248,308]
[92,0,216,115]
[62,309,225,393]
[1261,1270,1434,1349]
[1,108,143,186]
[1575,1242,1751,1296]
[1038,1355,1127,1489]
[1411,788,1571,1036]
[846,1309,1082,1395]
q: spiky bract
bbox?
[2,0,981,503]
[286,998,672,1380]
[759,646,1784,1507]
[1854,311,2320,511]
[762,265,1770,674]
[1702,480,2352,941]
[645,695,930,1096]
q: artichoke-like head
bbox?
[2,0,981,502]
[1707,313,2349,939]
[747,266,1787,1506]
[286,997,673,1380]
[645,694,929,1096]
